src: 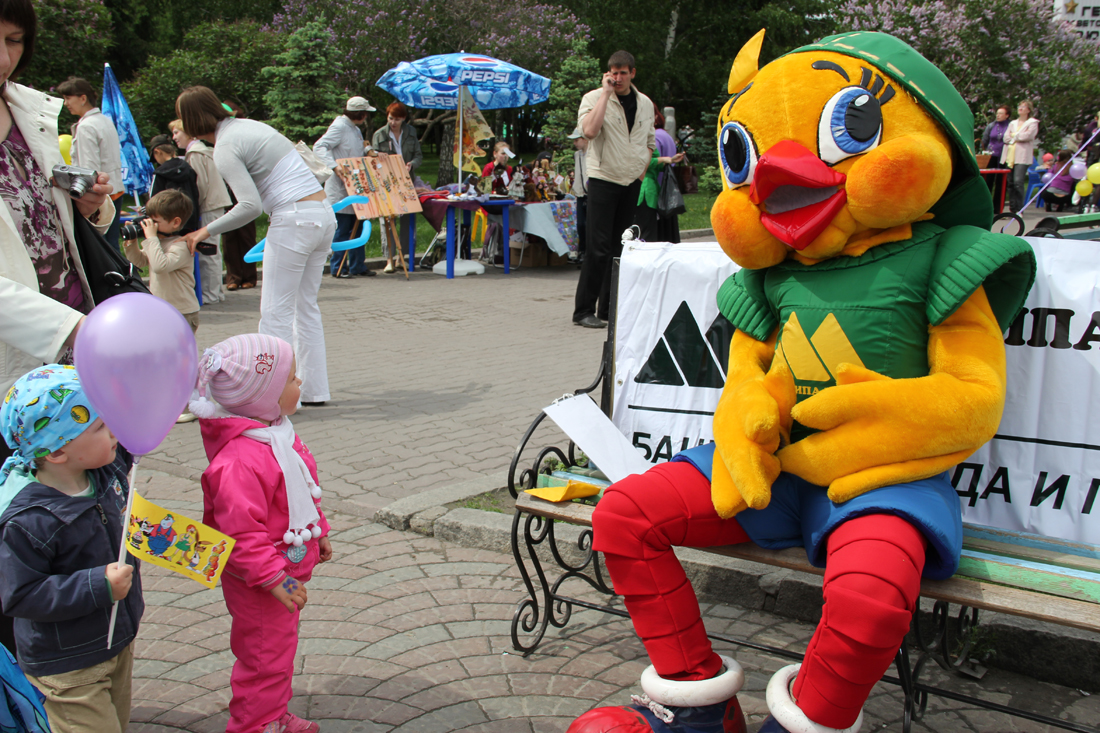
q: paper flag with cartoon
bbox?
[126,493,235,589]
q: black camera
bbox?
[51,164,98,199]
[119,216,147,241]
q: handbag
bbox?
[71,207,151,305]
[658,165,686,218]
[296,141,333,186]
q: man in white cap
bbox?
[314,96,376,277]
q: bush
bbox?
[261,22,345,143]
[123,20,286,141]
[698,166,724,196]
[22,0,112,93]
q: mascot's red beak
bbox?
[749,140,847,251]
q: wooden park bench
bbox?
[506,256,1100,733]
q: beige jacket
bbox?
[123,234,199,316]
[577,85,655,186]
[185,141,232,213]
[0,83,114,394]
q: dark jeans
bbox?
[1042,188,1073,211]
[1008,163,1030,212]
[330,213,367,275]
[222,220,258,287]
[573,177,640,322]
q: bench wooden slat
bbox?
[516,492,1100,634]
[962,537,1100,576]
[957,551,1100,605]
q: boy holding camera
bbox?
[0,365,142,733]
[122,189,199,334]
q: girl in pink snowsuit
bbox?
[190,334,332,733]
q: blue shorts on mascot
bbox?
[567,30,1035,733]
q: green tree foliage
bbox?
[838,0,1100,141]
[122,20,285,141]
[543,38,601,143]
[558,0,834,128]
[22,0,113,92]
[260,22,345,143]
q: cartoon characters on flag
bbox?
[454,86,494,176]
[126,492,235,589]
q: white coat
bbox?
[0,83,113,394]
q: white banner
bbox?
[613,238,1100,545]
[612,242,738,464]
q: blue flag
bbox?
[101,63,153,198]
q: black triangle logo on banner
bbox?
[635,301,727,388]
[705,313,736,375]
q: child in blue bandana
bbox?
[0,365,143,733]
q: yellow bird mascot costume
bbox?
[568,30,1035,733]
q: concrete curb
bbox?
[379,490,1100,692]
[374,472,507,531]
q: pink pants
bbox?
[222,542,319,733]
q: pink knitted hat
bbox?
[190,334,294,422]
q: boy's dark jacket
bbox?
[0,448,143,676]
[151,158,201,235]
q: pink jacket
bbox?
[199,417,330,589]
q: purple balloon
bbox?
[74,293,198,455]
[1042,172,1053,184]
[1071,161,1088,179]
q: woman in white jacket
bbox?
[0,0,115,401]
[1003,99,1040,213]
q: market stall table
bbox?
[980,168,1009,213]
[420,196,516,278]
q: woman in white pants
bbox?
[178,86,336,405]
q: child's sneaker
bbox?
[278,712,321,733]
[260,721,285,733]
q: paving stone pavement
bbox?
[125,263,1098,731]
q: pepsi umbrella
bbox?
[101,63,154,199]
[376,53,550,111]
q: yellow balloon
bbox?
[1076,179,1094,197]
[58,134,72,165]
[1088,163,1100,185]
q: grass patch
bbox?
[681,191,717,232]
[451,486,516,514]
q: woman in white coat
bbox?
[0,0,115,659]
[0,0,115,401]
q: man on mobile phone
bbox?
[572,51,655,329]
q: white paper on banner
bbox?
[612,242,739,466]
[960,237,1100,545]
[543,394,651,483]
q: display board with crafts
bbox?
[335,153,423,219]
[334,153,423,277]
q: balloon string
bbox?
[1022,126,1100,211]
[107,454,140,650]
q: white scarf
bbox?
[242,416,322,546]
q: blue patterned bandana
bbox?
[1,365,99,483]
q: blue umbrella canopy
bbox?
[101,63,154,198]
[376,53,550,110]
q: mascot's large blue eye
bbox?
[718,122,757,188]
[817,86,883,165]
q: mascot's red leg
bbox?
[593,461,751,680]
[567,462,750,733]
[766,514,927,731]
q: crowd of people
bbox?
[980,100,1100,214]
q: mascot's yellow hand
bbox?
[778,286,1007,502]
[711,332,795,515]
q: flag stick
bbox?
[107,455,140,649]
